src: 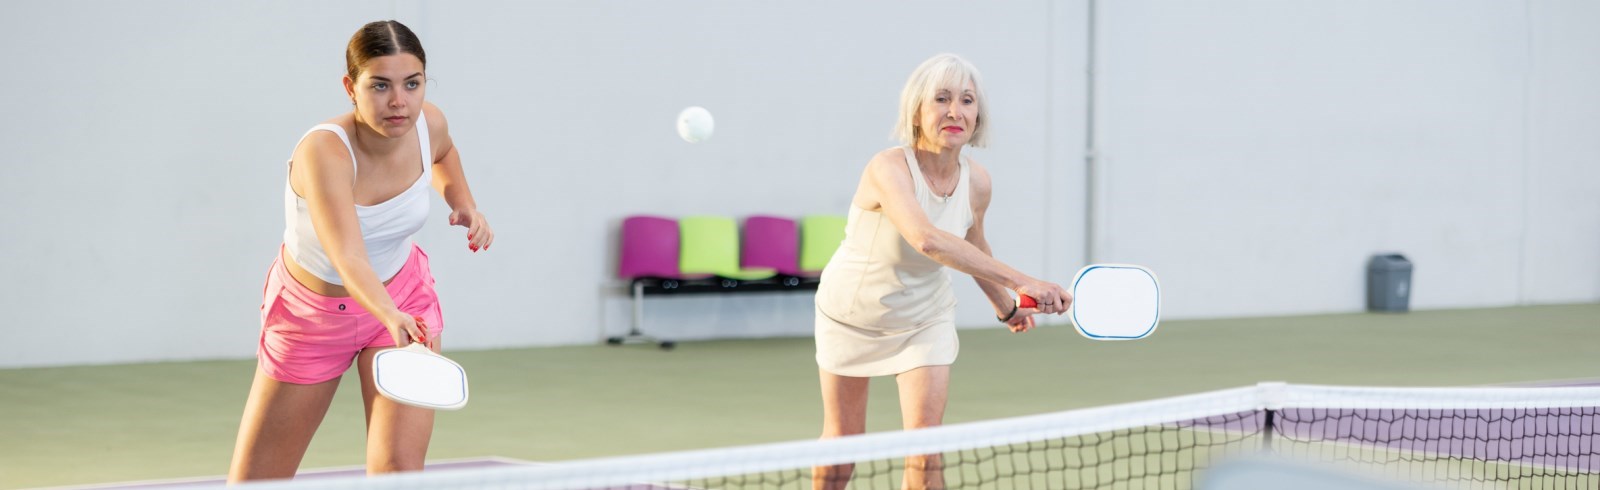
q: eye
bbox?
[962,97,974,104]
[372,82,388,91]
[406,80,421,89]
[935,96,949,103]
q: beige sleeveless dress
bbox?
[814,147,974,377]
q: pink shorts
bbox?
[258,244,444,384]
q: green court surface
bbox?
[2,304,1596,489]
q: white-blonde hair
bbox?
[893,53,989,148]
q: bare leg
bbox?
[228,368,341,483]
[358,341,437,475]
[815,368,870,490]
[896,365,950,490]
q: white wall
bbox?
[1522,1,1600,304]
[1,1,1594,368]
[1093,0,1600,318]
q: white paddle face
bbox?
[1069,264,1161,340]
[372,343,469,410]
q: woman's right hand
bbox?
[1016,279,1072,315]
[381,310,431,349]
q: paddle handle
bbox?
[1017,295,1037,309]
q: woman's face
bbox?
[345,53,426,138]
[915,80,978,151]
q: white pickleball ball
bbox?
[676,106,714,143]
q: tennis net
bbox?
[243,383,1600,489]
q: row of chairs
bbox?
[613,214,847,349]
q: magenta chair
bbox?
[613,215,680,349]
[741,216,805,286]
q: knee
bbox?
[904,453,942,470]
[813,462,856,489]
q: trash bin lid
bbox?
[1368,253,1412,271]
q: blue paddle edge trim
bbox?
[372,350,469,408]
[1070,264,1161,340]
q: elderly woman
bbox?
[811,53,1072,489]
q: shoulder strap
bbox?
[301,124,359,180]
[958,155,971,193]
[415,112,432,178]
[900,146,927,197]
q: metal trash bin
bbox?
[1367,254,1413,312]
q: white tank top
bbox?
[815,146,974,328]
[282,114,431,285]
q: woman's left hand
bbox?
[449,208,494,252]
[1005,309,1037,333]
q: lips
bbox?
[385,116,409,124]
[942,126,964,134]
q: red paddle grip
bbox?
[1018,295,1037,309]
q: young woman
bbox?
[228,20,494,482]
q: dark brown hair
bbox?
[345,20,426,80]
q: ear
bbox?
[342,75,356,104]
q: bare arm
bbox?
[291,132,424,345]
[858,150,1069,313]
[423,103,494,252]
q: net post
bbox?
[1261,409,1276,453]
[1256,381,1286,454]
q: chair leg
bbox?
[607,281,674,350]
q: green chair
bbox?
[679,216,778,281]
[799,214,847,276]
